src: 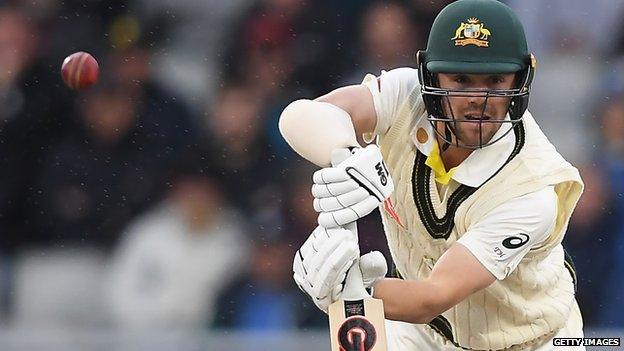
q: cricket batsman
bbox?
[279,0,586,349]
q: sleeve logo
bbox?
[502,233,530,249]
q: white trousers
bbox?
[386,301,585,351]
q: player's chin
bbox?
[456,129,496,147]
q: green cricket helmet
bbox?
[416,0,536,149]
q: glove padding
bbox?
[359,250,387,288]
[312,145,394,228]
[293,226,358,306]
[293,225,387,313]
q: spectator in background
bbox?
[206,83,283,218]
[342,1,420,85]
[208,155,333,332]
[108,170,249,329]
[593,97,624,327]
[565,96,624,327]
[213,236,324,330]
[224,0,341,98]
[0,8,75,250]
[599,98,624,167]
[26,80,150,247]
[25,45,197,249]
[0,4,111,325]
[505,0,624,56]
[282,165,322,246]
[410,0,453,39]
[222,0,353,168]
[103,15,203,165]
[564,166,618,327]
[130,0,253,108]
[503,0,615,164]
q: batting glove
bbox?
[312,145,394,228]
[293,226,388,313]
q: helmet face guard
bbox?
[416,0,537,149]
[416,50,536,149]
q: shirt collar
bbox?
[410,113,516,187]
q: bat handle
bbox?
[331,149,369,301]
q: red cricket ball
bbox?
[61,51,99,91]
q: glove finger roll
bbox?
[313,187,369,212]
[313,167,350,184]
[317,211,346,228]
[317,195,379,228]
[311,179,359,198]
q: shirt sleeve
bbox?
[361,67,420,142]
[456,186,557,280]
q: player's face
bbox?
[436,73,515,147]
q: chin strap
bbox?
[441,122,452,152]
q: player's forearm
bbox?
[278,99,359,167]
[373,278,454,324]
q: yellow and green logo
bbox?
[452,17,491,47]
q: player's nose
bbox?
[467,91,487,105]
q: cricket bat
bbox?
[328,149,388,351]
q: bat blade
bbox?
[327,148,387,351]
[328,296,387,351]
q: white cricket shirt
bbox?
[362,67,557,279]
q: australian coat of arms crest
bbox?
[452,17,491,47]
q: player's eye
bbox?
[454,75,469,84]
[490,75,505,85]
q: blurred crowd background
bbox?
[0,0,622,348]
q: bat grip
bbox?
[331,149,369,301]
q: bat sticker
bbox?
[338,316,377,351]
